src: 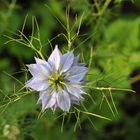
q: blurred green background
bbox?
[0,0,140,140]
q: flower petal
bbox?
[35,57,52,73]
[37,87,51,105]
[35,57,47,65]
[57,90,71,112]
[48,45,62,71]
[66,84,85,98]
[51,103,57,112]
[27,64,38,77]
[44,93,57,110]
[27,64,50,79]
[72,55,79,66]
[66,66,88,82]
[26,77,49,91]
[72,55,85,66]
[38,88,57,110]
[70,95,84,105]
[61,51,74,73]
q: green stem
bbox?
[84,85,136,93]
[99,0,111,16]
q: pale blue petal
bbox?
[70,96,80,105]
[78,63,85,66]
[38,88,57,110]
[44,92,57,109]
[51,103,57,112]
[48,45,62,71]
[72,55,85,66]
[27,64,38,77]
[37,87,51,105]
[27,64,50,79]
[57,90,71,112]
[38,87,51,98]
[70,95,84,105]
[35,57,52,73]
[72,55,79,66]
[35,57,47,64]
[66,66,88,82]
[61,51,74,73]
[26,77,49,91]
[66,84,84,98]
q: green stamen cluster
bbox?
[49,74,65,89]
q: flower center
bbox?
[49,74,65,89]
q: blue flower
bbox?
[26,45,88,112]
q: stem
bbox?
[95,87,136,93]
[84,85,136,93]
[88,46,94,68]
[93,0,100,12]
[66,6,71,50]
[68,32,71,50]
[37,51,45,60]
[99,0,111,16]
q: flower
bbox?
[26,45,88,112]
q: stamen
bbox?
[48,73,65,90]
